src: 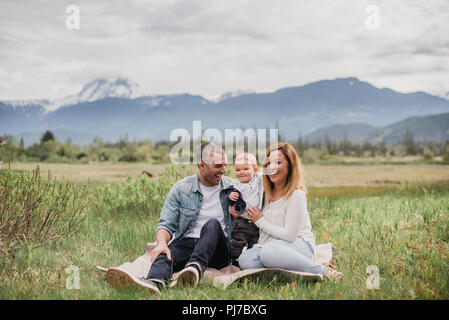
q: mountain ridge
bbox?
[304,113,449,144]
[2,77,449,146]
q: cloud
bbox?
[0,0,448,102]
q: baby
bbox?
[225,152,263,266]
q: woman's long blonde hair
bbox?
[262,142,307,201]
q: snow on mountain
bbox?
[78,78,140,101]
[45,78,142,111]
[214,89,255,102]
[443,91,449,100]
[1,78,143,112]
[1,99,50,108]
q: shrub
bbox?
[423,148,434,160]
[443,151,449,163]
[95,164,195,217]
[0,167,90,243]
[119,142,139,162]
[302,148,328,163]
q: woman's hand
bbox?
[229,204,243,218]
[246,206,263,222]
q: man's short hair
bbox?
[195,142,225,165]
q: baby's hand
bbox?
[229,191,239,202]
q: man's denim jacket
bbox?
[156,174,234,241]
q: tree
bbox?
[443,140,449,163]
[119,141,139,162]
[324,134,337,155]
[17,137,25,157]
[340,132,352,156]
[41,130,55,143]
[379,138,387,156]
[274,120,283,142]
[296,134,305,158]
[404,128,417,155]
[355,144,363,157]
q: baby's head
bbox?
[234,153,258,183]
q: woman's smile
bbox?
[266,150,288,185]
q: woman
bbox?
[234,142,342,280]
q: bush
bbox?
[0,145,17,162]
[423,148,434,160]
[25,141,60,161]
[443,151,449,163]
[302,148,328,163]
[119,142,139,162]
[95,164,195,216]
[0,167,90,243]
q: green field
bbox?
[6,162,449,186]
[0,164,448,299]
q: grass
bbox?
[0,164,448,299]
[7,162,449,187]
[5,162,171,184]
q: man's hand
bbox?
[150,228,172,263]
[229,204,243,218]
[228,191,239,202]
[150,242,171,263]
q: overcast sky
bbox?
[1,0,448,101]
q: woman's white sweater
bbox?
[254,189,316,247]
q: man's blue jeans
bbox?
[146,218,231,285]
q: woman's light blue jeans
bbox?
[238,237,328,275]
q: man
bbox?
[110,142,234,295]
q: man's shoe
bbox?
[170,265,200,288]
[106,267,161,295]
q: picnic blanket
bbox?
[98,242,333,289]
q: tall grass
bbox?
[308,189,449,299]
[0,167,90,245]
[94,164,196,218]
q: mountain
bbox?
[2,77,449,146]
[304,113,449,144]
[196,77,449,139]
[373,112,449,143]
[0,102,46,137]
[214,90,255,102]
[303,123,381,144]
[45,78,142,112]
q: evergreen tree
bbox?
[41,130,55,143]
[404,128,417,155]
[341,132,351,156]
[296,134,304,158]
[379,138,387,156]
